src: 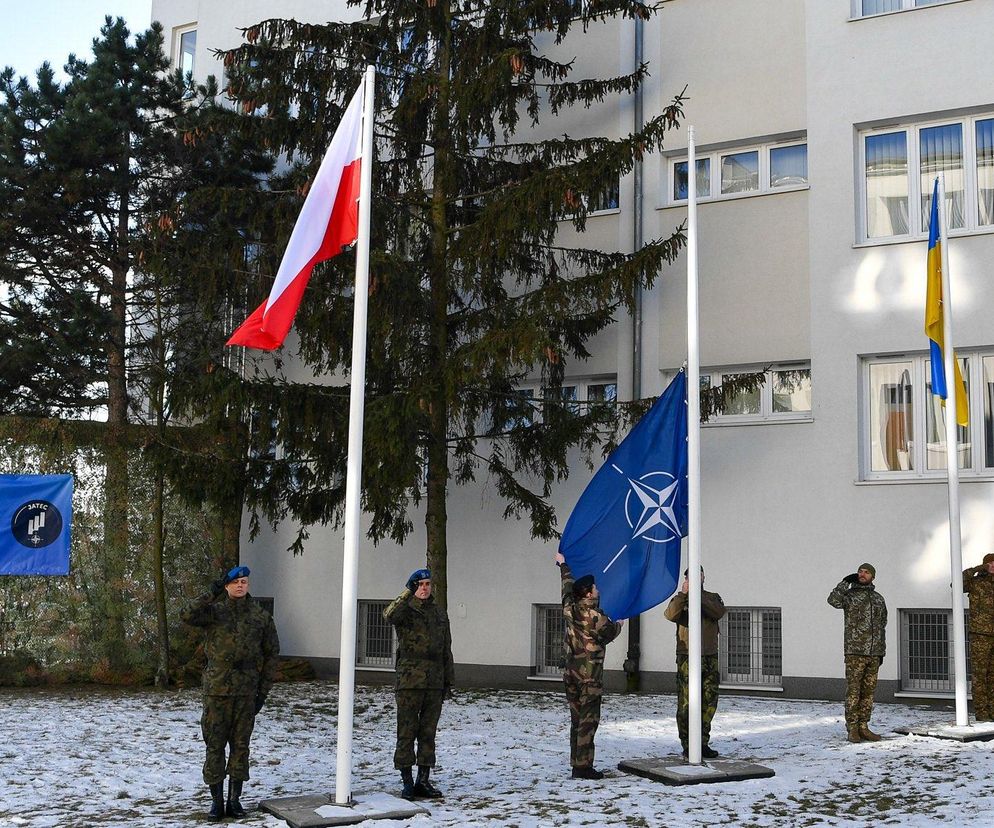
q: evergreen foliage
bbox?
[221,0,689,605]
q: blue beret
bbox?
[225,565,251,584]
[407,568,431,586]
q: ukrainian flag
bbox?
[925,177,969,426]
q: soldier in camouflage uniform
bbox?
[827,562,887,743]
[664,568,725,759]
[963,553,994,721]
[181,565,280,821]
[555,551,623,780]
[383,567,454,800]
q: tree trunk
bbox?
[151,461,170,687]
[425,7,454,611]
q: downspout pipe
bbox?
[623,12,645,694]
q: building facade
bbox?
[150,0,994,704]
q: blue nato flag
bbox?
[0,474,73,575]
[559,371,688,621]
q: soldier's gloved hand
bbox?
[210,577,226,598]
[254,693,267,715]
[843,573,860,585]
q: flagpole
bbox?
[936,174,969,727]
[335,64,376,805]
[686,125,703,764]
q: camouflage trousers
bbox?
[564,670,603,768]
[844,655,880,729]
[393,689,445,769]
[676,654,720,749]
[201,694,257,785]
[969,633,994,720]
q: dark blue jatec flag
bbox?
[559,371,688,621]
[0,475,73,575]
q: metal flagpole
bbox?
[686,126,703,764]
[335,64,376,805]
[936,174,969,727]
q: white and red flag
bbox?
[226,81,365,350]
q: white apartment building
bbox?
[150,0,994,704]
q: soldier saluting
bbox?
[963,553,994,721]
[556,551,623,780]
[828,563,887,743]
[181,565,280,821]
[384,567,454,800]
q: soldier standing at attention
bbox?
[963,553,994,721]
[828,563,887,743]
[181,565,280,821]
[555,551,623,780]
[383,567,454,800]
[664,567,725,759]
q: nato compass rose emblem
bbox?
[11,500,64,549]
[602,466,682,574]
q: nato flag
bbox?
[0,474,73,575]
[559,371,687,621]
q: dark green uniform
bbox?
[827,579,887,732]
[560,564,623,769]
[181,590,280,785]
[664,589,725,752]
[964,564,994,720]
[383,588,454,769]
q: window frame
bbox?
[503,377,618,430]
[532,603,565,678]
[851,0,967,20]
[356,599,397,670]
[173,24,198,77]
[857,112,994,244]
[702,363,813,426]
[667,139,808,206]
[718,606,783,689]
[859,349,994,481]
[898,607,971,694]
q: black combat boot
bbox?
[571,766,605,780]
[226,778,247,817]
[207,783,225,821]
[413,766,443,798]
[400,767,416,801]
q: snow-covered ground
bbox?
[0,680,989,827]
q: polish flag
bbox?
[227,82,365,350]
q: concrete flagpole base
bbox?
[259,791,429,827]
[894,720,994,743]
[618,755,775,786]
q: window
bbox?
[175,26,197,76]
[357,600,396,668]
[670,140,807,204]
[860,350,994,479]
[703,364,812,425]
[860,113,994,242]
[502,378,617,431]
[854,0,958,18]
[719,607,782,688]
[899,608,970,693]
[533,604,565,677]
[588,179,620,213]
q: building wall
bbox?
[150,0,994,702]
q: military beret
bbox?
[573,574,595,599]
[224,565,250,584]
[407,568,431,587]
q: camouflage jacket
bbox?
[663,590,726,656]
[827,580,887,656]
[383,590,454,690]
[963,567,994,636]
[181,591,280,697]
[560,564,623,685]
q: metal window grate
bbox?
[900,608,971,692]
[356,600,396,668]
[719,607,783,687]
[534,604,565,676]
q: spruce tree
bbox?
[221,0,688,607]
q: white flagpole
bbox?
[335,64,376,805]
[937,174,969,727]
[686,126,703,764]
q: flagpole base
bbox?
[618,756,775,786]
[894,721,994,742]
[259,791,429,827]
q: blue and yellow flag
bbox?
[925,178,968,426]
